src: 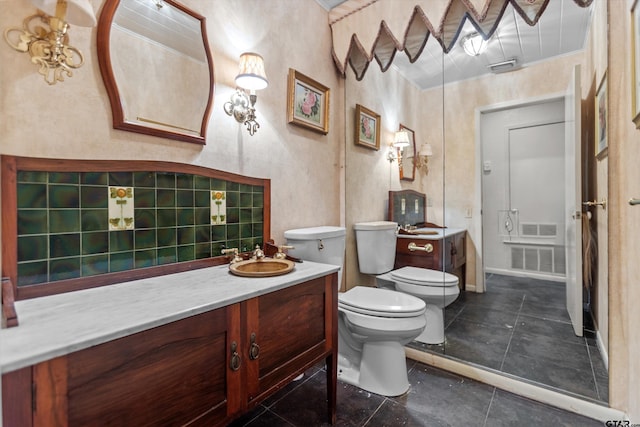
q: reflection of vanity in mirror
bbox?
[97,0,214,144]
[388,190,467,290]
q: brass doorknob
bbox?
[582,199,606,210]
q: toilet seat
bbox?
[390,266,458,287]
[339,286,426,318]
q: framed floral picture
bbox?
[287,69,330,134]
[355,104,380,150]
[595,72,608,159]
[632,0,640,127]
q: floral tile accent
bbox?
[211,190,226,225]
[109,187,135,230]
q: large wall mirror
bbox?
[97,0,214,145]
[343,0,608,408]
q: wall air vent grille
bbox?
[520,223,557,237]
[511,245,564,274]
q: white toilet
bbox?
[284,226,426,397]
[354,221,460,345]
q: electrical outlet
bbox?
[464,207,472,218]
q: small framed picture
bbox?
[632,0,640,127]
[354,104,380,150]
[287,69,330,134]
[595,72,608,159]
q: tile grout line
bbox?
[361,397,389,426]
[584,338,603,401]
[498,293,526,371]
[482,387,498,427]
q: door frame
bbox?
[473,92,566,293]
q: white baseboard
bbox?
[405,348,625,423]
[485,267,565,283]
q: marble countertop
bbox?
[0,261,339,374]
[396,227,466,240]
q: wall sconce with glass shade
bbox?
[224,52,268,136]
[460,32,488,56]
[3,0,96,85]
[416,143,433,174]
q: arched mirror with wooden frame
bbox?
[398,124,416,181]
[97,0,214,145]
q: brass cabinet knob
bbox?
[230,341,241,371]
[249,332,260,360]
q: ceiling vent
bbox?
[488,58,519,74]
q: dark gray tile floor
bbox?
[409,273,609,403]
[228,273,609,426]
[228,359,603,426]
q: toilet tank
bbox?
[284,226,346,287]
[353,221,398,274]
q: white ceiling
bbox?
[315,0,593,89]
[113,0,207,63]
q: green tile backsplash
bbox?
[16,170,266,287]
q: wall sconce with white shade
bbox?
[460,32,488,57]
[387,131,410,163]
[387,130,410,163]
[416,143,433,174]
[3,0,96,85]
[393,130,410,148]
[223,52,268,136]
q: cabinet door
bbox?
[455,233,466,267]
[33,307,238,427]
[245,276,334,404]
[2,367,32,427]
[444,236,455,272]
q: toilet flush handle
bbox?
[408,242,433,253]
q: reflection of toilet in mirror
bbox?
[284,226,426,397]
[355,221,460,345]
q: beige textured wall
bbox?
[608,0,640,420]
[0,0,344,250]
[344,65,434,290]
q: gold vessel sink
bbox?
[229,258,295,277]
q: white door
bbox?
[565,64,583,336]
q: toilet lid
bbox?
[390,266,458,287]
[339,286,425,317]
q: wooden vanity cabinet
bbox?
[2,273,338,426]
[395,231,467,290]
